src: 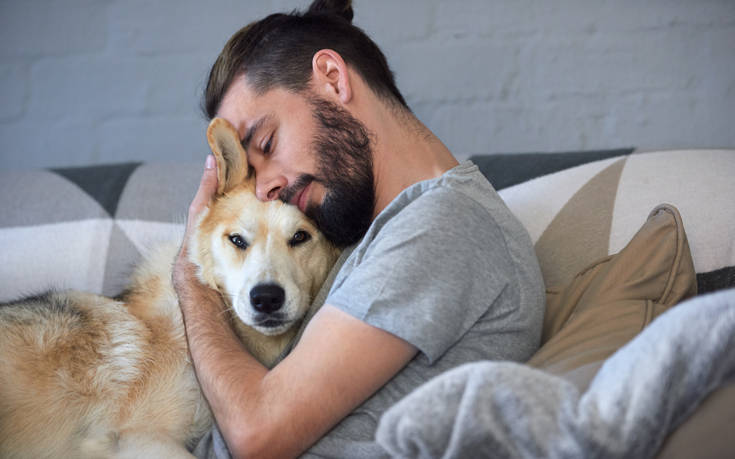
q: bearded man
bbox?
[173,1,545,457]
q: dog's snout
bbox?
[249,284,285,314]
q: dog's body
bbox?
[0,245,214,458]
[0,119,339,458]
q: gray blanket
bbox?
[376,288,735,459]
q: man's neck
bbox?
[368,104,459,219]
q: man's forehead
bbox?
[216,77,261,133]
[217,79,293,139]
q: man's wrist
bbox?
[173,253,224,316]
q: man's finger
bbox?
[187,155,219,231]
[175,155,218,293]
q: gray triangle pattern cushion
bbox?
[0,162,198,300]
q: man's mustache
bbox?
[278,173,318,204]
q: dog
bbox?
[0,118,340,458]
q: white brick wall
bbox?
[1,0,734,169]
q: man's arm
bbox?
[174,157,418,458]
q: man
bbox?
[173,2,545,457]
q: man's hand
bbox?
[172,154,218,296]
[172,153,228,361]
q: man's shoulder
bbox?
[383,174,504,237]
[360,181,510,263]
[343,160,526,269]
[393,186,495,228]
[391,164,498,217]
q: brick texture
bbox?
[1,0,733,169]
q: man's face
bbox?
[217,76,375,247]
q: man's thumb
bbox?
[188,155,219,221]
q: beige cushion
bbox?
[527,204,697,391]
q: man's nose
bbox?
[255,172,287,201]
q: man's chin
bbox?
[307,205,370,248]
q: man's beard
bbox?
[279,97,375,247]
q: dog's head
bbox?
[189,118,339,337]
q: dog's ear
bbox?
[206,117,254,195]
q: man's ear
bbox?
[312,49,352,104]
[206,118,253,195]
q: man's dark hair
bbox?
[202,0,408,119]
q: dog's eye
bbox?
[229,234,248,250]
[289,230,311,247]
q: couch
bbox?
[1,148,733,457]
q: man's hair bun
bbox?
[306,0,354,23]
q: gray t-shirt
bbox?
[305,161,545,457]
[194,161,545,459]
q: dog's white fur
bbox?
[0,118,339,458]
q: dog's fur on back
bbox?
[0,119,339,458]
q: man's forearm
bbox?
[173,258,418,459]
[176,271,420,458]
[175,266,270,457]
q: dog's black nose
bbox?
[249,284,285,314]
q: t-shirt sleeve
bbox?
[326,188,517,364]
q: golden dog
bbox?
[0,118,339,458]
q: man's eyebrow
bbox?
[241,114,273,151]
